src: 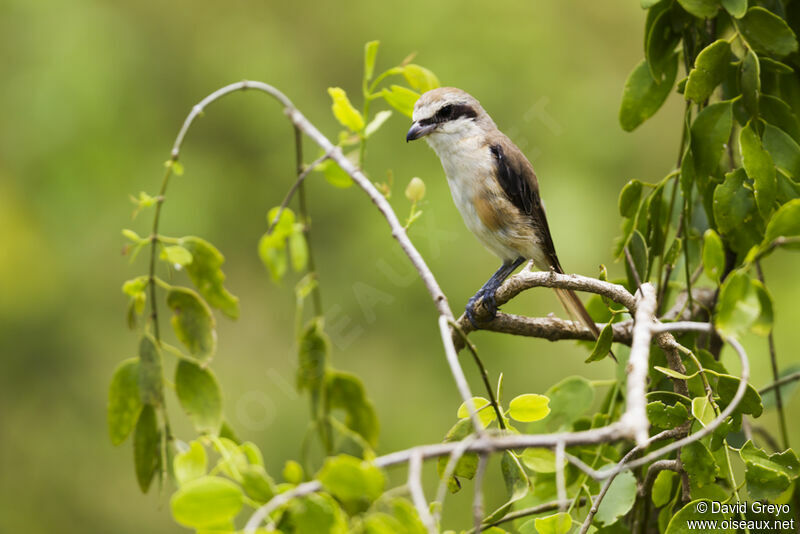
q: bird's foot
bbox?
[465,294,481,328]
[465,289,499,328]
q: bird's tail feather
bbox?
[553,288,617,362]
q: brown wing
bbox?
[489,139,610,352]
[489,141,562,272]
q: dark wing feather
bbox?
[490,143,561,272]
[490,141,611,356]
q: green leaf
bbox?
[166,287,216,359]
[484,451,530,523]
[289,227,308,272]
[133,404,161,493]
[318,455,385,514]
[760,56,793,74]
[702,229,725,284]
[138,335,164,405]
[713,168,763,254]
[716,270,761,338]
[740,121,776,217]
[595,470,637,525]
[692,396,716,427]
[180,237,239,319]
[328,87,364,132]
[533,512,573,534]
[750,279,773,336]
[646,8,681,80]
[654,366,697,380]
[691,101,733,180]
[364,40,379,81]
[665,500,731,533]
[764,198,800,245]
[365,110,392,138]
[685,40,731,103]
[508,393,551,422]
[437,418,479,493]
[283,459,304,484]
[717,374,763,416]
[722,0,747,18]
[108,358,142,445]
[175,359,222,435]
[647,401,689,428]
[457,396,496,428]
[665,237,683,267]
[326,370,380,447]
[297,319,328,393]
[382,85,420,118]
[267,206,296,237]
[738,7,799,57]
[764,123,800,179]
[160,245,193,267]
[586,321,614,363]
[619,54,679,131]
[618,180,643,218]
[170,475,243,529]
[678,0,720,18]
[174,440,207,486]
[259,233,288,282]
[543,376,595,429]
[740,440,800,499]
[740,48,760,116]
[285,493,348,533]
[402,64,440,93]
[626,229,649,286]
[314,158,354,189]
[652,470,676,507]
[762,95,800,143]
[241,465,276,504]
[682,441,719,488]
[521,448,565,474]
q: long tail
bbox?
[553,287,617,362]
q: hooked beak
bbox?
[406,121,435,142]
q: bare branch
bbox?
[555,441,567,511]
[454,270,637,348]
[622,283,657,446]
[759,371,800,395]
[640,459,680,498]
[473,454,489,533]
[409,449,437,534]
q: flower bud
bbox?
[405,177,426,202]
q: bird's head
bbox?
[406,87,492,144]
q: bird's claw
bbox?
[465,290,499,328]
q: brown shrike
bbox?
[406,87,601,342]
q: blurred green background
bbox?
[2,1,799,532]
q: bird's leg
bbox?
[466,257,526,327]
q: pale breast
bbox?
[427,133,542,262]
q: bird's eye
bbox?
[437,105,453,120]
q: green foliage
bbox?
[175,359,223,435]
[317,455,385,514]
[739,440,800,500]
[595,470,637,526]
[170,476,244,529]
[108,28,800,533]
[619,55,678,131]
[166,287,217,359]
[508,393,551,422]
[133,404,161,493]
[108,358,142,446]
